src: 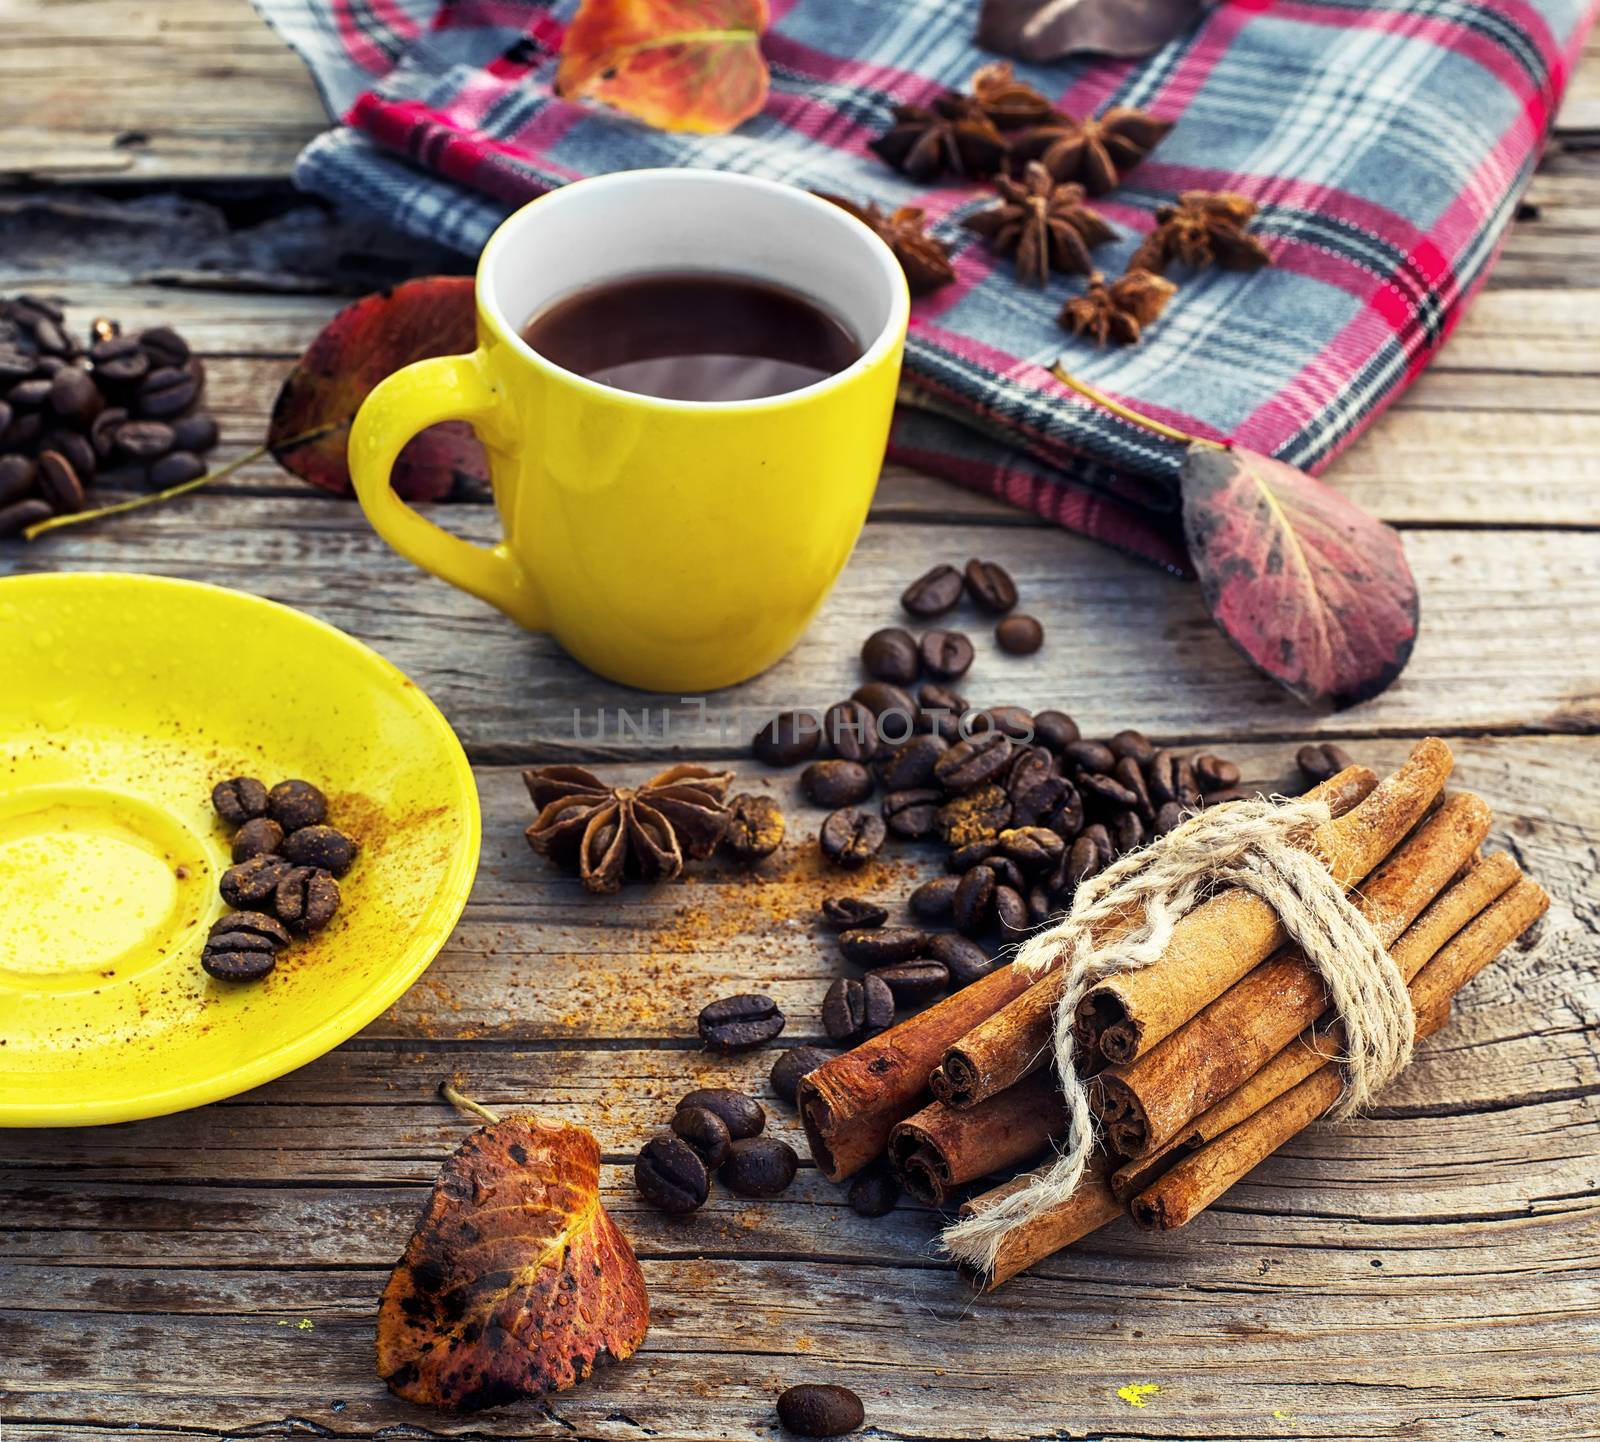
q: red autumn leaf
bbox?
[1181,444,1419,709]
[557,0,769,134]
[377,1113,650,1412]
[979,0,1205,61]
[268,275,487,502]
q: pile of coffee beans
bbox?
[205,777,358,981]
[633,1086,799,1215]
[0,294,218,538]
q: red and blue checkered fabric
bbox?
[257,0,1596,570]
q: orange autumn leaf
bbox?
[557,0,770,134]
[377,1113,650,1412]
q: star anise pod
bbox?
[1059,269,1177,346]
[969,62,1059,130]
[871,93,1009,181]
[523,763,733,894]
[817,194,956,295]
[1012,106,1172,195]
[964,161,1116,287]
[1130,190,1273,274]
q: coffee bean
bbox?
[928,933,997,986]
[822,700,878,762]
[1154,800,1186,835]
[49,366,101,425]
[1297,742,1356,786]
[933,785,1011,849]
[31,317,70,356]
[1111,809,1145,852]
[671,1105,731,1168]
[847,1165,900,1219]
[970,704,1035,741]
[952,865,995,935]
[933,730,1012,793]
[1,410,43,451]
[821,896,886,930]
[770,1046,830,1105]
[201,938,278,982]
[861,626,919,684]
[722,792,785,862]
[170,411,219,454]
[838,925,927,967]
[1061,739,1116,775]
[881,787,943,840]
[92,335,150,386]
[919,628,974,681]
[1027,885,1054,924]
[88,407,127,461]
[822,974,894,1043]
[0,349,37,382]
[1083,821,1114,867]
[1112,756,1155,821]
[679,1087,766,1139]
[1106,729,1154,765]
[115,419,175,462]
[1194,754,1241,790]
[138,326,190,368]
[0,498,50,537]
[802,759,872,808]
[1147,750,1200,807]
[908,874,960,920]
[281,824,357,876]
[753,710,822,766]
[1006,745,1056,803]
[870,957,948,1005]
[995,613,1044,654]
[981,855,1026,891]
[0,454,33,505]
[1033,709,1081,751]
[148,450,205,489]
[275,865,340,934]
[267,779,327,832]
[999,825,1066,873]
[720,1136,799,1197]
[634,1134,709,1214]
[994,884,1030,942]
[219,854,290,908]
[850,682,917,742]
[209,910,291,949]
[45,430,96,482]
[231,816,284,862]
[876,733,948,791]
[212,776,269,827]
[964,558,1018,613]
[135,365,199,419]
[35,451,84,514]
[1065,835,1102,891]
[698,993,785,1052]
[901,563,963,618]
[818,807,885,869]
[946,839,998,872]
[1012,774,1083,837]
[916,681,968,741]
[778,1383,865,1437]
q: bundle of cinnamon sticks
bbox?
[797,739,1550,1288]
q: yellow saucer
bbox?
[0,573,481,1126]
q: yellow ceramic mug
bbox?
[348,169,910,693]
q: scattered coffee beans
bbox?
[820,896,887,930]
[679,1087,766,1140]
[201,912,290,982]
[822,973,894,1043]
[964,557,1017,613]
[802,759,873,808]
[861,626,919,683]
[698,993,786,1052]
[901,563,963,618]
[671,1105,732,1168]
[847,1165,900,1219]
[720,1136,799,1197]
[721,792,786,862]
[919,628,974,680]
[777,1383,865,1438]
[818,807,885,869]
[837,925,927,967]
[995,613,1044,655]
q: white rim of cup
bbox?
[476,168,913,414]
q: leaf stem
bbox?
[1051,365,1227,451]
[439,1080,502,1126]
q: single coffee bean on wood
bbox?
[933,730,1012,793]
[837,925,927,967]
[231,816,284,863]
[964,557,1017,612]
[908,873,960,920]
[769,1046,831,1105]
[267,779,326,832]
[1297,741,1356,785]
[928,933,997,986]
[1032,709,1080,751]
[720,1137,799,1197]
[722,792,786,862]
[219,854,290,908]
[876,733,948,790]
[861,627,919,684]
[1194,753,1241,790]
[698,993,785,1052]
[670,1105,732,1168]
[881,787,942,839]
[778,1383,865,1438]
[35,451,84,514]
[995,613,1044,654]
[818,807,885,868]
[823,699,878,762]
[281,824,357,876]
[820,896,886,930]
[679,1087,766,1139]
[901,563,963,618]
[148,450,205,489]
[847,1166,900,1220]
[870,957,949,1006]
[753,710,821,766]
[919,628,974,680]
[0,497,49,538]
[822,973,894,1043]
[634,1134,709,1215]
[212,776,269,827]
[169,411,219,453]
[802,759,873,808]
[275,866,340,934]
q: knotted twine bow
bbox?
[942,795,1416,1276]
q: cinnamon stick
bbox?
[1129,877,1550,1231]
[1095,790,1492,1159]
[956,1151,1123,1292]
[889,1072,1063,1206]
[798,962,1034,1181]
[934,760,1392,1111]
[1108,852,1521,1200]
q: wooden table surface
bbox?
[2,4,1598,1439]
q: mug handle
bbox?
[348,351,546,630]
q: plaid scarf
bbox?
[256,0,1596,571]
